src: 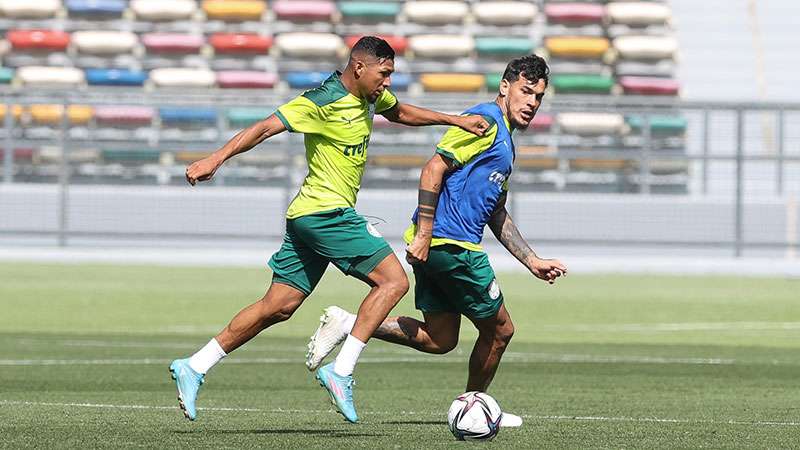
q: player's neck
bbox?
[494,96,513,129]
[339,70,364,100]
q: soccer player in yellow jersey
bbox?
[169,37,489,423]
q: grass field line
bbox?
[539,321,800,332]
[2,400,799,428]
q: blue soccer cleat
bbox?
[169,358,204,421]
[315,362,358,423]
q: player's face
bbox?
[501,75,546,129]
[357,58,394,103]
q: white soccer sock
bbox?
[333,334,366,377]
[188,338,227,375]
[342,313,357,334]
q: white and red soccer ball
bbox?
[447,391,503,441]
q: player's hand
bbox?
[530,258,567,285]
[456,115,490,137]
[405,234,432,265]
[185,156,221,186]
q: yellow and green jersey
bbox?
[274,71,398,219]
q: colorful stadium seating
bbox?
[142,34,204,54]
[210,34,272,54]
[403,1,469,26]
[476,37,535,57]
[625,115,687,136]
[545,3,605,25]
[272,1,336,22]
[619,76,679,96]
[285,71,330,89]
[66,0,126,18]
[149,68,216,88]
[472,2,537,26]
[85,69,147,86]
[613,36,678,60]
[202,0,266,22]
[557,112,625,136]
[17,66,85,87]
[159,108,217,125]
[545,36,610,59]
[409,35,474,58]
[216,71,277,89]
[0,0,61,19]
[275,33,344,58]
[420,73,484,92]
[130,0,197,21]
[607,2,672,26]
[552,74,615,94]
[72,31,138,55]
[7,30,70,52]
[0,68,13,84]
[94,106,154,125]
[28,104,93,125]
[345,35,408,55]
[226,108,271,128]
[339,2,401,22]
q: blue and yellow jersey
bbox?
[404,102,514,252]
[275,71,398,219]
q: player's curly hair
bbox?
[502,54,549,86]
[350,36,395,61]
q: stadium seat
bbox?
[570,158,630,171]
[607,2,672,27]
[85,69,147,86]
[475,37,535,57]
[226,108,271,128]
[202,0,266,22]
[37,147,100,164]
[516,156,559,171]
[485,73,502,91]
[275,33,344,58]
[613,36,678,60]
[285,71,330,89]
[644,159,689,176]
[544,3,606,25]
[551,74,615,94]
[28,104,93,125]
[65,0,126,18]
[339,2,400,22]
[387,73,411,91]
[409,35,474,59]
[130,0,197,21]
[0,68,13,84]
[142,34,204,54]
[101,149,161,164]
[272,1,336,22]
[0,148,34,162]
[7,30,71,52]
[420,73,484,92]
[472,1,537,26]
[545,37,610,59]
[174,151,213,163]
[619,76,679,96]
[557,112,625,135]
[72,31,138,55]
[159,107,217,125]
[369,154,427,168]
[403,1,469,26]
[625,115,687,136]
[216,71,278,89]
[17,66,85,87]
[345,35,408,55]
[0,0,61,19]
[530,113,554,131]
[0,105,24,121]
[94,106,154,125]
[210,34,272,55]
[149,68,216,88]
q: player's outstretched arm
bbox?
[488,193,567,284]
[381,103,489,136]
[185,114,287,186]
[406,153,455,264]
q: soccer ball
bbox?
[447,391,503,441]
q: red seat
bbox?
[619,77,679,96]
[94,106,155,125]
[529,113,554,131]
[7,29,70,51]
[345,35,407,55]
[545,3,605,25]
[142,33,204,54]
[0,148,35,162]
[272,0,336,21]
[210,33,272,54]
[216,71,278,88]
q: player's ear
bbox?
[353,60,366,79]
[499,78,510,97]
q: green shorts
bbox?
[413,244,503,320]
[268,207,393,295]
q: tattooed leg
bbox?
[373,312,461,355]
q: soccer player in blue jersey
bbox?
[306,55,567,427]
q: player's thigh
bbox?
[413,262,460,315]
[467,303,514,340]
[268,222,329,296]
[422,310,462,346]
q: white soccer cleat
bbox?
[305,306,353,371]
[499,412,523,427]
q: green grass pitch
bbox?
[1,262,799,448]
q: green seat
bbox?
[552,74,614,94]
[626,115,688,135]
[339,2,401,19]
[0,68,13,84]
[102,149,161,164]
[227,108,271,128]
[485,73,502,90]
[476,37,535,56]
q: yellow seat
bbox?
[202,0,266,21]
[420,73,485,92]
[545,37,610,59]
[0,105,24,121]
[29,105,94,125]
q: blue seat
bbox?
[285,72,331,89]
[389,73,411,91]
[66,0,127,16]
[86,69,147,87]
[159,108,218,125]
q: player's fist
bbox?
[457,115,490,136]
[530,258,567,285]
[405,235,432,265]
[185,156,220,186]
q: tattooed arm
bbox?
[488,193,567,284]
[406,153,455,264]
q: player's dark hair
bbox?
[502,54,549,86]
[350,36,395,61]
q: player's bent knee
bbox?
[495,322,515,345]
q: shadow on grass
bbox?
[380,420,442,426]
[174,429,383,437]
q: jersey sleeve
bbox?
[374,89,398,114]
[274,95,325,134]
[435,115,498,166]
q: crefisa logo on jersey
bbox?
[488,171,506,188]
